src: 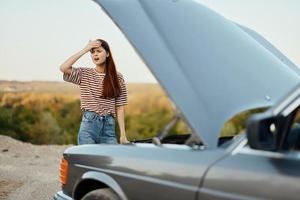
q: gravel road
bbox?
[0,135,72,200]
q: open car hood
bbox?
[94,0,300,147]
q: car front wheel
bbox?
[81,188,120,200]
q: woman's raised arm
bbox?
[59,40,101,74]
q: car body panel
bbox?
[235,23,300,76]
[94,0,300,147]
[200,147,300,200]
[63,144,228,200]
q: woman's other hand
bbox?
[120,135,130,144]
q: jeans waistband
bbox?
[82,110,113,120]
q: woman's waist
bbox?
[81,109,115,119]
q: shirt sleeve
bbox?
[115,73,128,106]
[63,67,82,85]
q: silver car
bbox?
[54,0,300,200]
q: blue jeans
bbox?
[78,111,118,145]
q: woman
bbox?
[60,39,129,144]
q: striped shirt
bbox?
[63,67,128,118]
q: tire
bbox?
[81,188,120,200]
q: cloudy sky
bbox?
[0,0,299,83]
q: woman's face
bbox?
[90,46,109,66]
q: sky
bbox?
[0,0,299,83]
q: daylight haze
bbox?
[0,0,299,82]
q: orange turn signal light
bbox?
[60,157,68,185]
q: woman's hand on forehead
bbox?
[84,40,101,52]
[90,40,101,46]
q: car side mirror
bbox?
[246,112,278,151]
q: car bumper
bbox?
[53,191,73,200]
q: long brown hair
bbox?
[95,39,121,98]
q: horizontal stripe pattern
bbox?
[63,67,128,117]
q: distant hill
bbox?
[0,80,163,96]
[0,80,79,94]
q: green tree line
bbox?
[0,92,189,144]
[0,92,265,145]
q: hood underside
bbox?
[94,0,300,147]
